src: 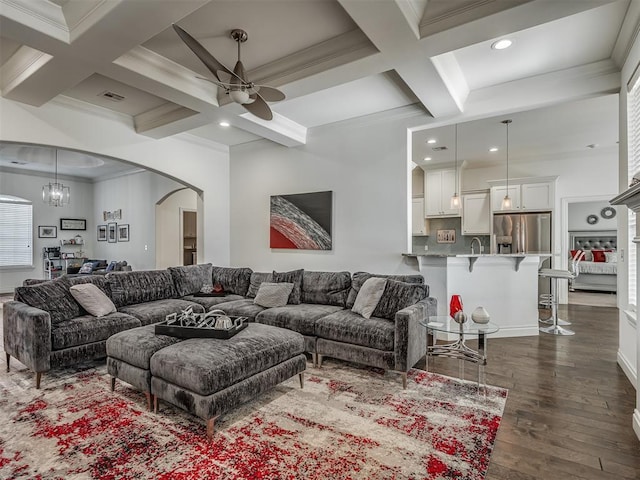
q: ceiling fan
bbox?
[173,24,285,121]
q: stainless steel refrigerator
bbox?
[493,212,552,296]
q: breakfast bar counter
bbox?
[403,253,548,338]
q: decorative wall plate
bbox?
[587,214,599,225]
[600,207,616,219]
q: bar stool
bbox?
[538,268,575,335]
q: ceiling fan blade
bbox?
[242,95,273,121]
[253,86,285,102]
[172,24,232,82]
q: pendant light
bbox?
[42,149,70,207]
[500,119,512,210]
[450,123,461,209]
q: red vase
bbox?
[449,295,463,319]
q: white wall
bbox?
[92,171,187,270]
[230,115,419,273]
[618,2,640,439]
[568,200,618,231]
[156,188,198,269]
[0,97,231,267]
[0,169,94,292]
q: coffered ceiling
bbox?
[0,0,636,171]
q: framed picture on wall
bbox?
[107,223,117,243]
[97,225,107,242]
[38,226,57,238]
[117,224,129,242]
[60,218,86,230]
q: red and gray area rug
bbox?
[0,361,507,479]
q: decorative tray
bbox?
[155,309,248,339]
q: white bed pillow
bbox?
[253,282,294,308]
[351,277,387,319]
[69,283,116,317]
[605,251,617,263]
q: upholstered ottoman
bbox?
[150,323,306,438]
[106,325,183,410]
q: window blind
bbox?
[0,198,33,267]
[628,78,640,307]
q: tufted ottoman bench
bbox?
[108,323,306,439]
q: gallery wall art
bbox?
[270,191,332,250]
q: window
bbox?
[0,195,33,268]
[628,76,640,307]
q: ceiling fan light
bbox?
[229,89,250,104]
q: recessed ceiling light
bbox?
[427,139,436,144]
[424,157,432,161]
[219,121,230,127]
[491,39,512,50]
[489,147,499,152]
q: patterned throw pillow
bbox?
[351,277,387,319]
[253,282,294,308]
[79,262,94,274]
[372,280,429,320]
[272,269,304,304]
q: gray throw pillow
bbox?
[346,272,424,309]
[246,272,273,298]
[168,264,213,297]
[212,266,253,296]
[351,277,387,319]
[69,283,117,317]
[253,282,294,308]
[14,276,80,324]
[272,269,303,304]
[372,279,429,320]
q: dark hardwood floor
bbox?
[426,304,639,479]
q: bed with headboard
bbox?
[569,230,617,293]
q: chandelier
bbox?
[42,149,70,207]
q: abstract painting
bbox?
[270,191,332,250]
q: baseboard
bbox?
[617,349,637,388]
[634,410,640,441]
[492,326,540,338]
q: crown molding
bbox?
[613,0,640,69]
[311,103,426,133]
[0,0,68,41]
[176,133,230,155]
[134,103,199,134]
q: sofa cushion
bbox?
[246,272,272,298]
[107,270,178,308]
[256,303,344,336]
[182,293,245,310]
[14,276,80,324]
[254,282,294,308]
[51,312,140,350]
[345,272,424,308]
[118,299,204,326]
[315,310,395,351]
[372,279,429,320]
[272,269,303,304]
[209,298,266,321]
[351,277,387,319]
[301,271,351,307]
[212,266,253,296]
[168,264,213,297]
[69,283,117,317]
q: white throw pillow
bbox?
[253,282,294,308]
[69,283,117,317]
[605,251,617,263]
[351,277,387,319]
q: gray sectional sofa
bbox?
[3,264,437,389]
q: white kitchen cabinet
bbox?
[424,169,460,217]
[462,192,491,234]
[491,182,554,212]
[521,182,554,210]
[490,185,521,212]
[412,198,427,235]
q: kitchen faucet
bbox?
[470,237,483,255]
